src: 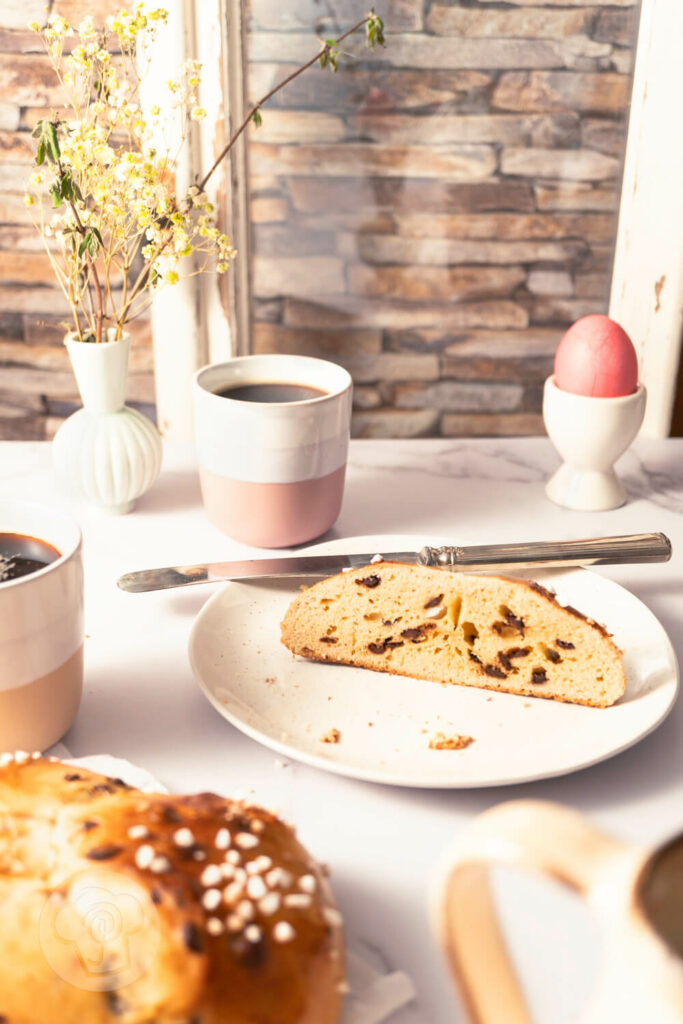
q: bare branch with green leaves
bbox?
[198,10,384,192]
[26,5,385,343]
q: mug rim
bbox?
[194,354,353,410]
[0,499,82,592]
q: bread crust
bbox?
[0,755,344,1024]
[280,562,626,708]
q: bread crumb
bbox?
[320,728,341,745]
[429,732,474,751]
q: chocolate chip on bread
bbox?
[280,562,625,708]
[0,753,344,1024]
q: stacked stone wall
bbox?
[247,0,637,437]
[0,0,637,438]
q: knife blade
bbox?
[117,532,671,593]
[117,552,413,593]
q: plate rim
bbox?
[188,535,680,789]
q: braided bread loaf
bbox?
[0,754,344,1023]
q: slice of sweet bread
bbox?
[280,562,625,708]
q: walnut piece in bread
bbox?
[280,562,626,708]
[0,753,344,1024]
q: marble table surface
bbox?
[3,436,683,1023]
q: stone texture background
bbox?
[0,0,153,441]
[0,0,637,440]
[247,0,639,438]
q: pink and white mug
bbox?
[193,354,353,548]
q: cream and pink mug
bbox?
[434,799,683,1024]
[193,354,353,548]
[0,501,83,751]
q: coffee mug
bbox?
[434,799,683,1024]
[0,501,83,751]
[193,354,353,548]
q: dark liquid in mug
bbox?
[0,532,60,583]
[214,382,328,403]
[638,835,683,957]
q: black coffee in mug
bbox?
[214,382,327,403]
[0,532,60,583]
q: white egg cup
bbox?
[542,376,646,511]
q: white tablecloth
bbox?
[3,436,683,1023]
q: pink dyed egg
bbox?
[554,315,638,397]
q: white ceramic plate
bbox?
[188,535,679,788]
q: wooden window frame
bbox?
[142,0,251,439]
[609,0,683,438]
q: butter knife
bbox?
[117,532,671,593]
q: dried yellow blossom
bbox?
[47,15,71,37]
[23,3,243,344]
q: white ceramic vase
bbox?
[53,332,162,514]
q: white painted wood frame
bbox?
[609,0,683,438]
[140,0,247,439]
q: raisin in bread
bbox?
[0,753,344,1024]
[280,563,625,708]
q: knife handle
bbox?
[419,532,672,572]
